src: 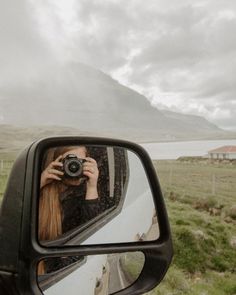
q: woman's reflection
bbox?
[38,146,102,274]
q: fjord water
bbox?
[141,139,236,160]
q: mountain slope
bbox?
[0,62,230,142]
[162,110,220,132]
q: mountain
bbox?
[162,110,220,132]
[0,125,99,156]
[0,62,232,143]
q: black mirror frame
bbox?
[1,137,173,295]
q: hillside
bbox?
[0,125,101,156]
[0,63,233,143]
[162,110,220,132]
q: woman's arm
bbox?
[83,157,99,200]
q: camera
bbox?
[62,154,86,178]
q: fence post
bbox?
[212,174,216,195]
[169,165,173,186]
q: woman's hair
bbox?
[38,146,87,275]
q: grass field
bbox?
[0,157,235,294]
[150,160,236,295]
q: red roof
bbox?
[208,146,236,154]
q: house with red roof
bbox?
[208,146,236,160]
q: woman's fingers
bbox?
[47,174,62,181]
[41,156,64,189]
[49,161,63,169]
[85,157,97,165]
[83,163,96,170]
[55,155,63,162]
[83,171,94,178]
[83,157,98,181]
[83,163,98,175]
[83,170,98,181]
[83,166,96,174]
[47,168,64,176]
[83,158,98,173]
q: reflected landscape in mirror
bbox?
[38,145,159,246]
[38,252,145,295]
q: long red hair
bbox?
[38,146,87,274]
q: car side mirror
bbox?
[0,137,173,295]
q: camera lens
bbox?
[63,154,85,178]
[68,162,80,173]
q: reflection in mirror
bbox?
[38,252,145,295]
[38,145,159,247]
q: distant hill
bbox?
[0,125,102,155]
[162,110,220,132]
[0,63,233,145]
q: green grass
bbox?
[150,160,236,295]
[1,156,236,294]
[150,267,236,295]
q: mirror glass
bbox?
[38,145,159,246]
[38,252,145,295]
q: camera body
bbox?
[62,154,86,179]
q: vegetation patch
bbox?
[151,160,236,294]
[0,154,235,294]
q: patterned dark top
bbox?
[60,185,101,233]
[44,185,101,274]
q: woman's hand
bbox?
[40,156,64,189]
[83,157,99,200]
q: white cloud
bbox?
[1,0,236,129]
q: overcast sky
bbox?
[1,0,236,130]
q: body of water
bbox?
[141,139,236,160]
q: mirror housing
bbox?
[0,137,173,295]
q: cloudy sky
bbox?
[1,0,236,130]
